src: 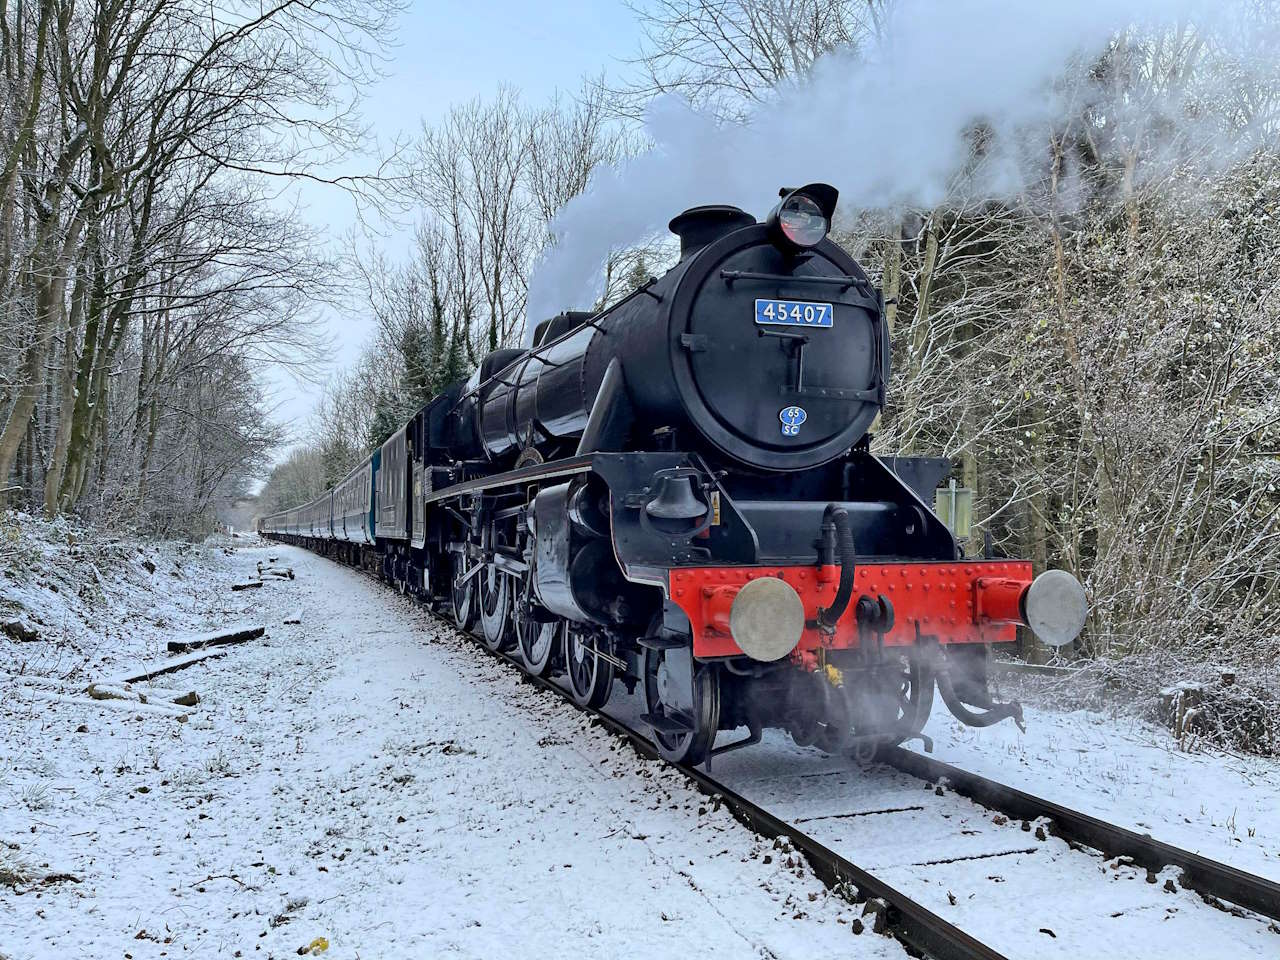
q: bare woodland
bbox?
[0,0,399,533]
[4,1,1280,682]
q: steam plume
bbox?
[526,0,1278,324]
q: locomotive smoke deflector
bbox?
[768,182,839,251]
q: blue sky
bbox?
[268,0,640,441]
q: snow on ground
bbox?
[2,539,898,960]
[0,511,236,680]
[4,520,1279,959]
[919,692,1280,885]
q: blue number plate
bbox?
[754,299,833,328]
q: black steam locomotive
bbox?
[261,183,1087,766]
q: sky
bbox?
[264,0,640,446]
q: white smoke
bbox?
[526,0,1277,324]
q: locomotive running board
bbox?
[422,455,594,506]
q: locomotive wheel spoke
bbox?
[478,562,513,651]
[641,623,718,766]
[517,608,559,677]
[451,550,477,630]
[563,624,613,709]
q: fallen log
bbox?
[88,679,198,709]
[256,560,294,580]
[283,609,303,625]
[6,671,198,709]
[167,624,264,654]
[21,686,190,719]
[230,581,262,592]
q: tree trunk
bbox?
[56,240,108,512]
[902,216,939,453]
[872,219,903,438]
[42,241,92,515]
[0,222,62,503]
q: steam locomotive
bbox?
[260,183,1087,767]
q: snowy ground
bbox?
[3,528,1279,958]
[2,538,896,959]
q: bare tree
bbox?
[0,0,400,530]
[620,0,887,118]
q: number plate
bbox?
[754,298,833,328]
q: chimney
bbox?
[668,205,756,259]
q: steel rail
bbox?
[466,633,1011,960]
[266,537,1008,960]
[877,746,1280,923]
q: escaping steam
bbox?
[526,0,1279,326]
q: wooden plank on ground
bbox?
[167,624,264,655]
[112,647,229,684]
[230,581,262,591]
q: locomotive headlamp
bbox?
[768,182,839,251]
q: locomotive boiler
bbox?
[261,183,1088,768]
[449,186,881,473]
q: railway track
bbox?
[464,625,1011,960]
[272,543,1279,959]
[875,746,1280,924]
[455,615,1279,959]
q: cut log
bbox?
[230,581,262,592]
[112,647,228,684]
[87,683,144,703]
[63,685,190,718]
[7,672,195,712]
[283,609,303,625]
[258,566,294,580]
[167,624,264,654]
